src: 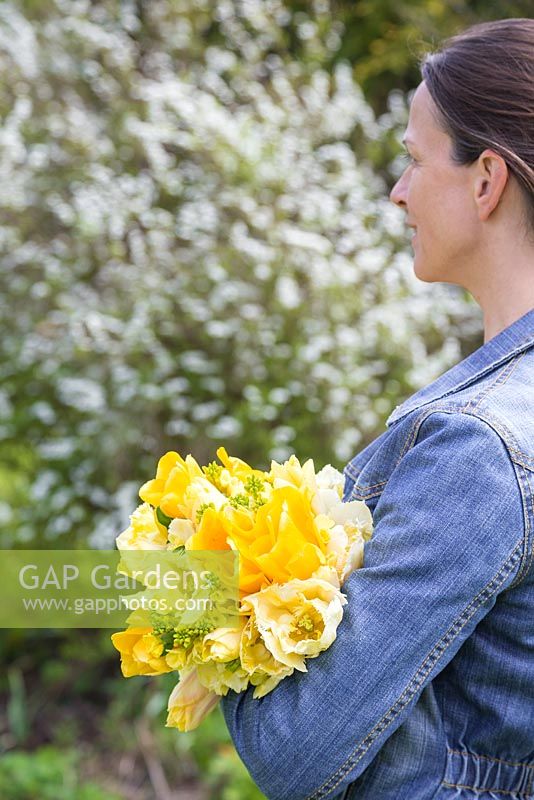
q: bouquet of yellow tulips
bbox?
[111,447,373,731]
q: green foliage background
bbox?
[0,1,529,797]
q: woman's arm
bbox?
[221,411,526,800]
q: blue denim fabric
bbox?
[222,306,534,800]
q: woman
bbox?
[222,19,534,800]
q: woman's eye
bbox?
[400,153,416,165]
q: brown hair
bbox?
[420,18,534,240]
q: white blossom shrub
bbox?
[0,0,478,547]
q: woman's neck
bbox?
[479,263,534,342]
[465,232,534,343]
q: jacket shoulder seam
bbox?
[397,407,530,587]
[462,349,527,416]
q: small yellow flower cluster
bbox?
[111,447,373,731]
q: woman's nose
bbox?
[390,173,407,207]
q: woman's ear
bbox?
[473,149,509,221]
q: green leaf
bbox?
[156,506,173,528]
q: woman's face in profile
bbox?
[390,81,479,287]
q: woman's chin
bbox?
[413,255,441,283]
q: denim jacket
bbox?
[222,306,534,800]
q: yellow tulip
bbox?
[139,451,204,517]
[236,553,270,596]
[165,649,188,670]
[164,633,205,670]
[216,446,265,483]
[111,627,172,677]
[183,501,229,549]
[224,486,332,589]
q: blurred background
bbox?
[0,1,531,798]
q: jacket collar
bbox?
[386,306,534,427]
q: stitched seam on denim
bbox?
[305,542,523,800]
[459,409,532,587]
[349,404,532,517]
[349,483,386,500]
[350,402,534,491]
[391,406,529,587]
[345,473,388,492]
[511,457,534,472]
[460,412,530,587]
[444,748,534,796]
[351,405,476,495]
[395,402,472,467]
[351,409,530,570]
[441,781,532,797]
[351,479,387,492]
[524,469,534,570]
[456,410,531,587]
[506,451,534,471]
[397,407,436,464]
[344,461,388,492]
[397,404,530,468]
[388,333,534,426]
[350,404,466,488]
[396,405,516,471]
[508,465,533,587]
[462,408,531,467]
[344,462,361,481]
[447,749,534,770]
[463,353,524,414]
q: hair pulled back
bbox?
[420,19,534,238]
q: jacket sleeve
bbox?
[220,411,526,800]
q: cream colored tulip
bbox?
[341,530,365,583]
[166,668,220,731]
[315,464,345,497]
[269,455,318,495]
[241,577,347,672]
[196,660,250,694]
[116,503,168,550]
[201,619,246,663]
[181,477,228,522]
[240,617,294,696]
[167,517,195,549]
